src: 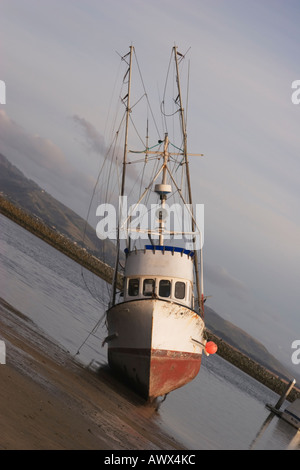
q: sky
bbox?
[0,0,299,377]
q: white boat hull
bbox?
[282,399,300,430]
[106,298,205,400]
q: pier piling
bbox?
[274,379,296,410]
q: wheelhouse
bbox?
[123,245,195,308]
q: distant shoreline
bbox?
[0,195,121,287]
[206,330,300,402]
[1,195,299,402]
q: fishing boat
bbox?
[98,46,217,401]
[281,399,300,430]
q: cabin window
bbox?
[159,279,171,298]
[175,281,185,299]
[128,278,139,296]
[143,279,155,296]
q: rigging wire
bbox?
[103,58,123,144]
[79,108,126,304]
[161,48,174,132]
[133,48,161,140]
[74,310,107,358]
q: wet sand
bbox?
[0,298,185,450]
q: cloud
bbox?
[0,110,62,170]
[71,113,145,193]
[72,114,106,155]
[204,263,249,301]
[0,110,95,215]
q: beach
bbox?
[0,297,185,450]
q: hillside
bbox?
[1,153,299,385]
[0,153,116,266]
[204,306,298,382]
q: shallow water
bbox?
[0,214,299,450]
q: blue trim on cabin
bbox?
[284,409,300,423]
[124,245,194,257]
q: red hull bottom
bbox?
[150,350,201,399]
[108,348,201,401]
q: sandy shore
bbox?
[0,297,185,450]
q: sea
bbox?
[0,213,299,451]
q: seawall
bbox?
[206,331,300,402]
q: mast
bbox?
[173,46,203,316]
[157,134,169,246]
[120,46,133,207]
[111,45,133,307]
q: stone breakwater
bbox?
[1,197,299,403]
[0,196,122,288]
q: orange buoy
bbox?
[205,341,218,355]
